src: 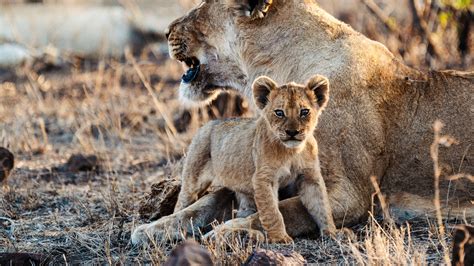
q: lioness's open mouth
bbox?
[180,57,200,83]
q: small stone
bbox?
[0,253,49,265]
[244,249,306,265]
[164,240,213,266]
[64,154,99,172]
[0,147,14,183]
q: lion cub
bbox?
[174,75,336,243]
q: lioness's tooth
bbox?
[181,61,190,72]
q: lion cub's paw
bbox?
[268,233,293,244]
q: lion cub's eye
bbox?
[300,109,310,117]
[274,110,285,118]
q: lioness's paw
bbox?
[131,224,151,245]
[328,227,356,241]
[268,233,293,244]
[320,225,337,238]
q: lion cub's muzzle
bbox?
[285,129,300,138]
[281,129,306,147]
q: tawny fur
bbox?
[133,75,336,244]
[132,0,473,244]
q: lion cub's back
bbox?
[207,117,258,191]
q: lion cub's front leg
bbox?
[298,167,336,236]
[252,167,293,244]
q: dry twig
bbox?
[430,120,451,265]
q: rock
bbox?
[0,253,49,265]
[244,249,306,265]
[63,154,99,172]
[164,240,213,266]
[138,178,180,220]
[0,147,14,183]
[452,224,474,266]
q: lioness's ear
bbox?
[252,76,277,109]
[226,0,273,19]
[307,75,330,109]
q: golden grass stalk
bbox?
[430,120,451,265]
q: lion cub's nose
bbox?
[285,130,299,137]
[165,27,171,40]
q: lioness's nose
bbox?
[285,130,299,137]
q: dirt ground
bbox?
[1,1,473,264]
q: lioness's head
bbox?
[252,75,330,149]
[166,0,299,106]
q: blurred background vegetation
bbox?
[0,0,472,70]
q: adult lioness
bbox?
[134,0,473,243]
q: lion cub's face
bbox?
[253,75,330,149]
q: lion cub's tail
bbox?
[388,192,474,222]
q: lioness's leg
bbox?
[211,187,362,239]
[187,171,369,241]
[252,168,293,243]
[279,177,368,236]
[207,196,318,239]
[281,176,370,234]
[132,188,235,245]
[297,168,336,236]
[150,173,369,244]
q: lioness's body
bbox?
[132,0,473,243]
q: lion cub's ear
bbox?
[226,0,273,19]
[306,75,330,109]
[252,76,277,110]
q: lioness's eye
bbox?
[274,110,285,118]
[300,109,310,117]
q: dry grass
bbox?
[0,50,194,263]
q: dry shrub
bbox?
[203,222,264,265]
[346,217,427,264]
